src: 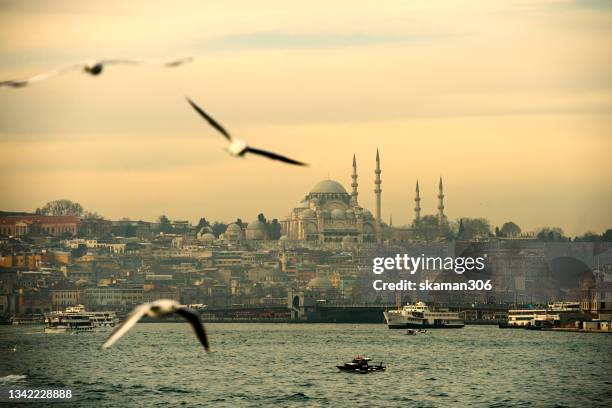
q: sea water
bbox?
[1,324,611,407]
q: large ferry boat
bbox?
[383,301,465,329]
[44,305,118,333]
[500,302,581,329]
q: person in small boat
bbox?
[352,356,370,368]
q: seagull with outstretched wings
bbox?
[0,57,193,88]
[186,97,308,166]
[101,299,209,351]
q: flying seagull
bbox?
[101,299,209,351]
[186,97,308,166]
[0,57,193,88]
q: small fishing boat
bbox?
[337,356,386,373]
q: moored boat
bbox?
[44,305,118,333]
[499,302,580,329]
[384,301,464,329]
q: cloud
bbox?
[572,0,612,11]
[203,30,450,51]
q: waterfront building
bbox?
[82,285,144,310]
[0,215,79,237]
[50,282,81,309]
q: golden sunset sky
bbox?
[0,0,610,235]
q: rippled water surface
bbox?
[1,323,611,407]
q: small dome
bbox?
[296,200,310,209]
[226,223,242,233]
[345,209,354,217]
[247,220,266,230]
[307,276,333,290]
[246,219,267,240]
[310,180,348,195]
[300,209,316,219]
[331,209,345,219]
[342,235,354,243]
[199,233,215,242]
[320,209,330,218]
[279,235,288,241]
[362,210,374,219]
[198,226,213,235]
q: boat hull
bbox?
[44,326,94,333]
[498,322,526,329]
[336,365,386,373]
[388,322,465,329]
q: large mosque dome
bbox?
[310,180,348,195]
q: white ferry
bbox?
[500,302,581,329]
[44,305,118,333]
[383,301,465,329]
[500,308,548,328]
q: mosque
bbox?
[281,150,447,244]
[200,150,448,244]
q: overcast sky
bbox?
[0,0,610,235]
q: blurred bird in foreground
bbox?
[0,57,193,88]
[186,97,308,166]
[101,299,209,351]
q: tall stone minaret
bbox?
[374,149,382,240]
[437,176,446,224]
[351,154,358,205]
[414,179,421,223]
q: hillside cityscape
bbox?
[1,159,611,324]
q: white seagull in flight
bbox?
[0,57,193,88]
[186,97,308,166]
[101,299,209,351]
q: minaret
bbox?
[351,154,358,205]
[389,215,393,227]
[374,149,382,240]
[437,176,445,224]
[414,180,421,223]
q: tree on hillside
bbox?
[413,215,440,242]
[458,218,492,241]
[456,219,466,240]
[36,199,84,216]
[212,222,228,237]
[500,221,522,238]
[197,218,211,230]
[268,218,282,240]
[536,227,568,242]
[575,230,612,242]
[157,214,172,233]
[82,211,104,219]
[254,213,282,240]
